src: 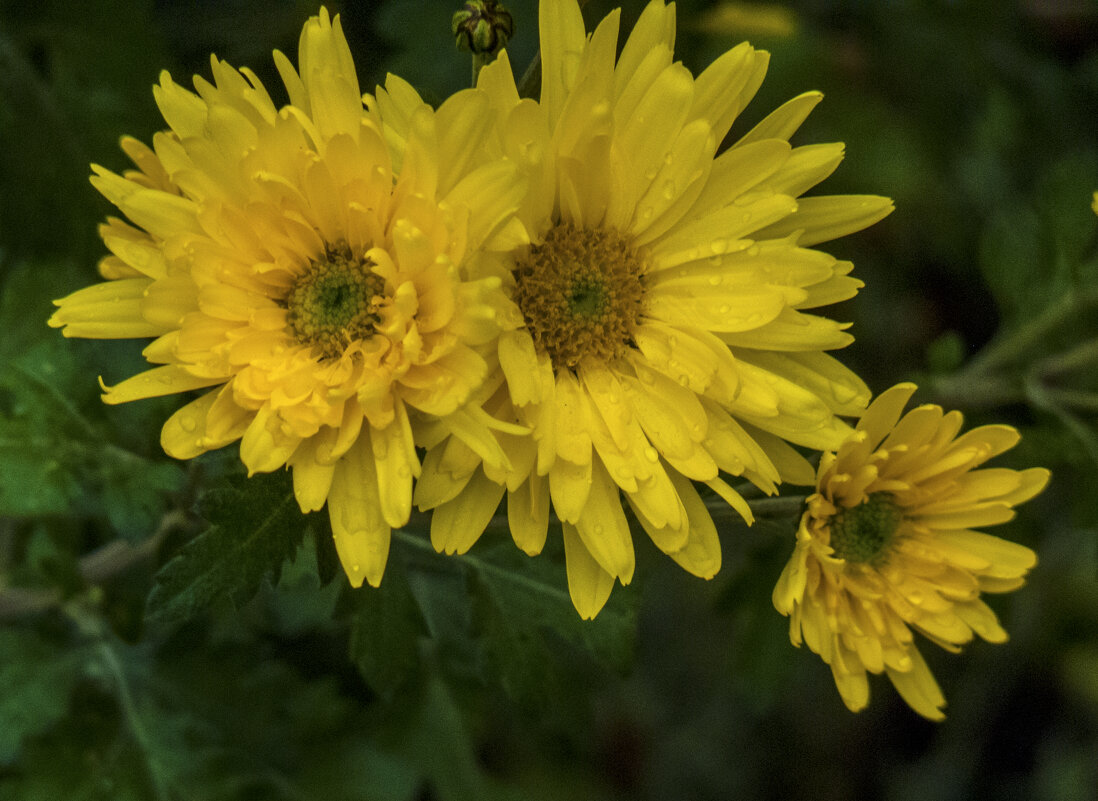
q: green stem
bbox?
[1037,338,1098,378]
[928,371,1026,411]
[95,639,172,801]
[394,528,574,607]
[472,52,491,85]
[966,288,1098,377]
[1037,386,1098,413]
[1026,375,1098,469]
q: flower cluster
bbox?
[49,0,1047,718]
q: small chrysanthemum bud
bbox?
[452,1,514,56]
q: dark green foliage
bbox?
[349,555,426,698]
[145,471,309,626]
[0,628,89,764]
[0,261,184,537]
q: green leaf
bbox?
[1035,150,1098,268]
[0,629,87,764]
[394,530,635,709]
[979,203,1052,320]
[469,541,636,685]
[0,261,184,535]
[349,557,425,699]
[145,470,310,626]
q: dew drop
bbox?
[643,446,659,463]
[661,181,676,200]
[178,416,197,433]
[708,272,722,283]
[677,374,690,387]
[718,304,730,314]
[710,239,728,255]
[593,524,604,536]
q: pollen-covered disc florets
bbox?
[827,492,902,565]
[286,246,384,359]
[514,224,644,369]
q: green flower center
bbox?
[828,492,904,564]
[285,246,385,359]
[513,223,644,370]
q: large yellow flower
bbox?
[48,9,526,588]
[772,383,1049,719]
[391,0,891,618]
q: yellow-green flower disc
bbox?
[49,8,527,589]
[377,0,892,618]
[772,383,1050,720]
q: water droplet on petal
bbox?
[643,446,660,463]
[179,416,197,433]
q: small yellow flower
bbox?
[383,0,889,618]
[49,9,525,589]
[773,383,1049,719]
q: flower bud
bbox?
[452,1,514,56]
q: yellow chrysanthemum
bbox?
[772,383,1049,720]
[48,9,527,588]
[384,0,891,618]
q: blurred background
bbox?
[1,0,1097,799]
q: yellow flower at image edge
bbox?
[385,0,891,618]
[48,9,526,588]
[773,383,1049,720]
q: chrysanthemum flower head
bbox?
[48,8,526,588]
[772,383,1049,719]
[388,0,890,618]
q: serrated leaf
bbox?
[394,529,636,709]
[0,629,87,764]
[0,261,184,535]
[146,471,310,626]
[349,558,425,699]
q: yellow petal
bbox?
[934,529,1036,578]
[507,472,550,556]
[539,0,587,125]
[574,459,635,583]
[101,365,224,405]
[756,195,894,247]
[664,471,722,579]
[736,90,823,145]
[548,456,592,524]
[885,646,946,721]
[562,522,615,620]
[49,279,164,339]
[431,469,505,555]
[289,437,336,513]
[328,433,390,588]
